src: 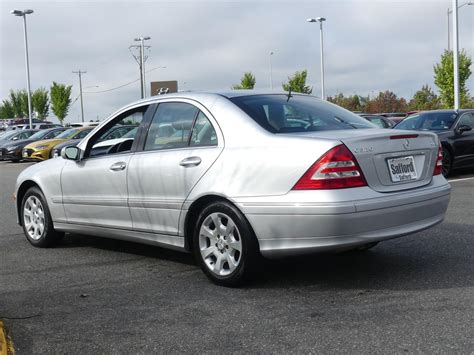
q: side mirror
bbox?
[61,146,81,161]
[12,136,18,141]
[457,125,472,134]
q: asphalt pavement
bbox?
[1,161,474,353]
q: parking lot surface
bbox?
[1,161,474,353]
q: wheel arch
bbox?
[183,194,259,252]
[16,180,41,226]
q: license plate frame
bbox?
[387,156,417,182]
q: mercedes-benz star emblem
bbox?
[403,139,410,150]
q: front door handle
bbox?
[110,161,127,171]
[179,156,202,167]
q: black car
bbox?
[359,114,396,128]
[395,109,474,176]
[0,127,66,162]
[0,129,39,152]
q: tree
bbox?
[233,72,256,90]
[32,88,50,120]
[434,50,472,108]
[364,91,408,113]
[0,99,15,119]
[50,82,72,123]
[327,93,364,111]
[282,70,312,94]
[408,85,440,111]
[9,90,28,118]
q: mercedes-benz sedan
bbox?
[14,92,451,286]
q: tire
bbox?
[21,187,63,248]
[441,147,452,177]
[193,201,260,287]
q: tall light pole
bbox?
[133,36,151,99]
[11,9,34,129]
[269,51,274,90]
[307,17,326,100]
[452,0,460,109]
[72,70,87,122]
[447,2,473,51]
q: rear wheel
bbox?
[441,147,452,177]
[21,187,63,247]
[193,201,260,287]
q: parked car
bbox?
[67,122,100,128]
[50,125,137,158]
[0,130,39,150]
[0,127,67,162]
[395,109,474,176]
[22,127,93,161]
[14,92,450,286]
[359,114,396,128]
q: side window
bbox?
[144,102,198,151]
[458,113,474,128]
[190,111,217,147]
[87,106,146,158]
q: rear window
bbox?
[230,94,375,133]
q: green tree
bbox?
[408,85,440,111]
[0,99,15,119]
[32,88,50,120]
[282,70,312,94]
[327,93,363,111]
[434,50,472,108]
[9,90,28,118]
[233,72,256,89]
[50,82,72,124]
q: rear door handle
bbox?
[179,156,202,167]
[110,161,127,171]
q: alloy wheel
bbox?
[23,195,45,240]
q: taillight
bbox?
[293,144,367,190]
[433,143,443,176]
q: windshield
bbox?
[396,112,457,131]
[0,131,19,140]
[56,128,81,139]
[230,94,375,133]
[123,127,138,138]
[29,129,54,140]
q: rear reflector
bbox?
[293,144,367,190]
[390,134,419,139]
[433,143,443,176]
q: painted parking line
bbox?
[0,321,13,355]
[448,176,474,183]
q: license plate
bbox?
[387,156,417,182]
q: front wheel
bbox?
[21,187,63,247]
[193,201,260,287]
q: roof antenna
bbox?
[287,88,292,102]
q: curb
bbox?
[0,321,13,355]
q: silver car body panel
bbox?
[14,92,451,258]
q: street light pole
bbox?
[269,51,274,90]
[452,0,460,110]
[72,70,87,122]
[307,17,326,100]
[133,36,151,99]
[447,2,473,51]
[11,9,34,129]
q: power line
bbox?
[83,66,165,94]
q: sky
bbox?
[1,0,473,123]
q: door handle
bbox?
[109,161,127,171]
[179,156,202,167]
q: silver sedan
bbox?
[14,92,451,286]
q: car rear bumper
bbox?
[234,176,451,258]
